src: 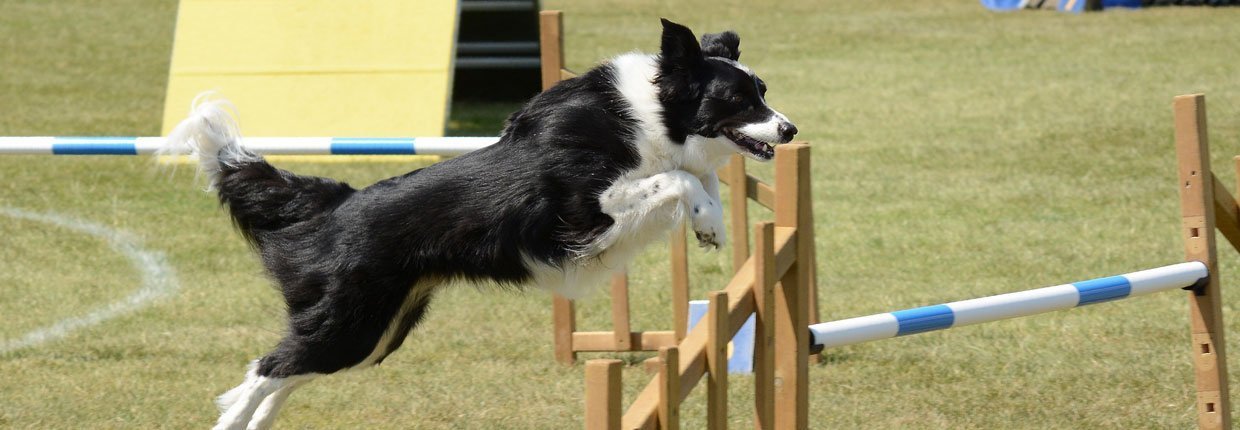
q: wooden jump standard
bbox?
[540,10,820,365]
[582,94,1233,429]
[584,142,814,430]
[1174,93,1232,430]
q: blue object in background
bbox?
[981,0,1027,10]
[687,300,755,374]
[1059,0,1088,12]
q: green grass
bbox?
[3,0,1240,428]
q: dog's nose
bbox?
[778,122,798,142]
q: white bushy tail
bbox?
[161,93,260,190]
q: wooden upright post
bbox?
[585,359,623,430]
[671,223,691,341]
[1174,93,1232,430]
[538,11,564,91]
[609,274,633,351]
[772,144,811,429]
[727,154,750,272]
[658,346,681,430]
[541,10,579,366]
[752,222,777,429]
[706,291,729,430]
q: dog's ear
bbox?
[700,31,740,61]
[660,18,703,64]
[657,18,706,101]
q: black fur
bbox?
[213,63,641,377]
[700,31,741,61]
[655,21,789,146]
[203,18,794,389]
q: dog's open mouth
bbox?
[723,128,776,160]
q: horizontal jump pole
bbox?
[0,136,498,156]
[809,262,1208,351]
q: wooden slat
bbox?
[1211,174,1240,251]
[572,331,678,351]
[1174,93,1232,430]
[748,176,777,209]
[621,227,797,429]
[553,295,576,365]
[706,291,729,430]
[752,222,776,429]
[671,223,690,341]
[538,11,564,91]
[727,154,751,272]
[610,272,632,351]
[658,347,680,430]
[542,10,576,367]
[715,162,774,209]
[772,143,811,429]
[561,69,577,80]
[585,359,623,430]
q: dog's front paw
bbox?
[689,200,726,250]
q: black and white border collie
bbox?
[166,19,796,430]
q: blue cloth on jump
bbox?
[893,304,955,336]
[330,138,417,155]
[53,137,138,155]
[1073,276,1131,306]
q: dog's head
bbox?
[655,19,797,162]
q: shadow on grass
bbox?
[816,351,856,367]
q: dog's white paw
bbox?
[689,199,726,250]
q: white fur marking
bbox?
[0,207,179,353]
[738,113,788,143]
[608,53,771,176]
[215,360,316,430]
[214,375,291,430]
[353,280,435,369]
[246,379,307,430]
[162,94,261,191]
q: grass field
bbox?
[3,0,1240,428]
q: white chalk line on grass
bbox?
[0,207,179,353]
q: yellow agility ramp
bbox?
[161,0,458,137]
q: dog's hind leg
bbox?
[214,278,438,429]
[213,370,304,430]
[245,378,310,430]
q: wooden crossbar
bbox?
[1210,174,1240,250]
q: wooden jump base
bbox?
[582,95,1233,429]
[539,9,821,367]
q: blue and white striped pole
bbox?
[0,136,498,156]
[809,262,1208,351]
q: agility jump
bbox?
[582,94,1233,430]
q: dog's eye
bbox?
[729,95,744,104]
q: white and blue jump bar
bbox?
[809,262,1208,351]
[0,136,498,156]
